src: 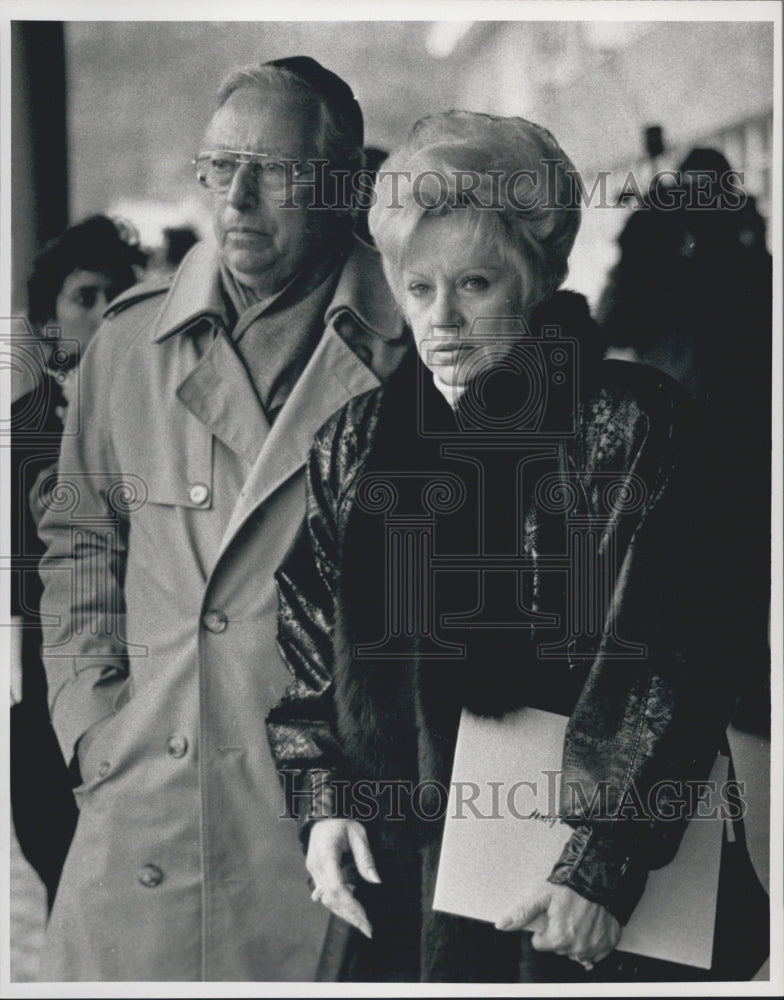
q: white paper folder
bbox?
[433,707,728,969]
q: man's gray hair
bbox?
[216,64,364,175]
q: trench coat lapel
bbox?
[150,239,272,465]
[176,329,270,466]
[216,327,379,558]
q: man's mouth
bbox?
[226,228,270,240]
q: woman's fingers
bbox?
[321,882,373,939]
[568,955,595,971]
[346,822,382,884]
[306,819,376,938]
[493,880,620,967]
[529,884,620,960]
[495,888,550,931]
[590,943,617,964]
[306,820,345,887]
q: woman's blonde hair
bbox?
[368,111,581,310]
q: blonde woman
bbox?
[268,112,767,984]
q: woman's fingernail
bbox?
[495,917,513,931]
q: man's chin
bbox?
[223,250,279,289]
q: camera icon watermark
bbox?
[416,317,580,439]
[1,318,81,440]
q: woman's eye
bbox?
[407,282,430,297]
[461,275,489,291]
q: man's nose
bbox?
[226,162,260,210]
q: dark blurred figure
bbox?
[597,148,772,735]
[163,225,200,271]
[10,215,147,909]
[354,145,388,247]
[142,225,201,281]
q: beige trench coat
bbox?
[36,237,408,981]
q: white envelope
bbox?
[433,707,728,969]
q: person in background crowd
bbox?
[145,226,201,280]
[596,148,772,737]
[10,215,147,910]
[162,226,200,270]
[36,56,409,981]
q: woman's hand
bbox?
[306,818,381,939]
[495,882,621,969]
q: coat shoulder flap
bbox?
[103,278,171,321]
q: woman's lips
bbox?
[426,343,476,363]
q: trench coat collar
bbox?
[324,235,403,343]
[150,240,227,343]
[150,234,403,346]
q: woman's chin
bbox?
[428,364,466,392]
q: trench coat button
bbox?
[189,483,210,505]
[97,760,111,778]
[138,864,164,888]
[167,734,188,758]
[202,609,228,633]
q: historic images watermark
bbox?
[257,158,748,212]
[278,771,747,824]
[1,320,81,439]
[3,319,151,654]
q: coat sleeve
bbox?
[546,377,740,923]
[267,395,378,844]
[37,322,132,768]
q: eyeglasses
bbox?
[193,150,316,194]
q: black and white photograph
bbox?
[1,1,781,994]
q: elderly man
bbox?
[37,56,408,981]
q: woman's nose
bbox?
[431,288,460,329]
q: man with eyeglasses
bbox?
[37,56,409,981]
